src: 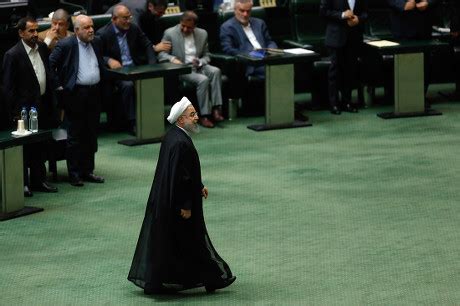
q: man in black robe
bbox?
[128,97,236,295]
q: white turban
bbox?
[167,96,192,124]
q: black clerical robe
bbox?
[128,125,233,291]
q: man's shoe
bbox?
[330,106,341,115]
[343,103,358,113]
[205,276,236,293]
[70,176,84,187]
[212,108,224,122]
[32,182,58,193]
[24,186,33,197]
[199,117,214,128]
[82,173,105,183]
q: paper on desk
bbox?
[366,40,400,47]
[283,48,315,55]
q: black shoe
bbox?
[205,276,236,293]
[343,103,358,113]
[330,106,341,115]
[82,173,105,183]
[24,186,33,197]
[70,176,84,187]
[32,182,58,193]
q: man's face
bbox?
[180,19,195,36]
[75,17,94,43]
[112,7,132,31]
[19,21,39,48]
[51,18,69,37]
[148,3,166,18]
[179,105,199,133]
[234,2,252,26]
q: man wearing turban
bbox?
[128,97,236,294]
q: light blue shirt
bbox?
[76,37,100,85]
[348,0,355,11]
[113,24,134,66]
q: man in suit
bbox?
[220,0,277,78]
[450,0,460,37]
[107,0,171,52]
[387,0,438,40]
[49,15,105,187]
[38,9,73,51]
[320,0,368,115]
[2,16,58,196]
[159,11,224,128]
[97,4,156,133]
[387,0,438,108]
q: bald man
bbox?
[97,4,156,133]
[38,9,74,50]
[50,15,105,187]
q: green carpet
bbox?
[1,87,459,305]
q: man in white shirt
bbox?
[159,11,224,128]
[2,16,58,196]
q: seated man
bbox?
[158,11,224,128]
[38,9,73,50]
[106,0,171,52]
[97,4,156,133]
[220,0,277,78]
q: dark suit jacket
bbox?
[220,17,277,56]
[49,36,104,91]
[450,0,460,32]
[320,0,368,48]
[1,40,56,127]
[96,22,156,67]
[387,0,438,39]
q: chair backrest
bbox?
[289,0,326,48]
[38,13,111,32]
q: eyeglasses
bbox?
[181,111,198,118]
[118,15,133,21]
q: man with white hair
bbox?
[128,97,236,295]
[50,15,105,187]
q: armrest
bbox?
[283,39,313,50]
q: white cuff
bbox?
[44,37,52,46]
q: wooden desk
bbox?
[0,130,52,221]
[365,39,448,119]
[236,51,320,131]
[107,63,191,146]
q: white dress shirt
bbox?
[22,40,46,95]
[242,23,262,50]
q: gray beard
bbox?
[184,122,200,134]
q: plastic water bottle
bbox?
[29,107,38,132]
[20,107,28,130]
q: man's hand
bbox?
[343,9,354,19]
[192,58,201,68]
[347,15,360,27]
[202,187,208,199]
[171,58,183,65]
[180,209,191,219]
[416,0,428,11]
[46,28,58,41]
[107,58,122,69]
[154,41,171,53]
[404,0,416,11]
